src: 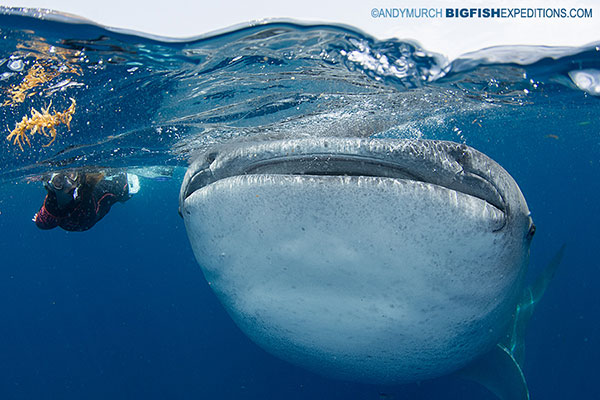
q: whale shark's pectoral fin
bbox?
[456,343,529,400]
[507,244,566,364]
[528,244,566,307]
[456,245,567,399]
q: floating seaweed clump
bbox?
[3,59,81,106]
[6,98,76,150]
[3,62,59,105]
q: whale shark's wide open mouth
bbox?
[180,138,510,228]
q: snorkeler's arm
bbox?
[33,195,60,230]
[94,173,130,202]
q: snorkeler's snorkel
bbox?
[44,172,81,207]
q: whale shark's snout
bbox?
[179,138,534,384]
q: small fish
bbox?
[545,134,559,140]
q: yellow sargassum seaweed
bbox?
[3,58,81,106]
[6,98,76,150]
[4,62,60,106]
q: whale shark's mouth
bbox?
[180,138,510,229]
[183,155,430,199]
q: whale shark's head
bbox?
[179,138,535,383]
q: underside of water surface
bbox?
[0,7,598,183]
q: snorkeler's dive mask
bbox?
[45,172,81,207]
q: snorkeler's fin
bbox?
[127,173,141,195]
[456,343,529,400]
[129,166,174,181]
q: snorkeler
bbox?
[33,170,140,232]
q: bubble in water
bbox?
[7,59,24,71]
[0,72,15,81]
[568,69,600,96]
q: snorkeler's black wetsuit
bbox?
[34,174,129,231]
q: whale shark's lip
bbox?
[179,138,511,229]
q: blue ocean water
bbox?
[0,7,599,399]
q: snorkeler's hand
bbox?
[33,205,59,230]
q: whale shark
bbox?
[179,137,560,399]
